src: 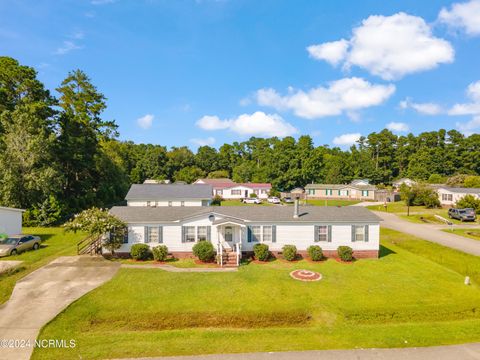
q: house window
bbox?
[263,226,273,242]
[253,189,260,195]
[354,225,365,242]
[326,189,332,195]
[168,201,172,207]
[261,189,267,194]
[216,189,223,195]
[145,226,161,243]
[184,226,196,242]
[316,225,328,242]
[308,189,315,195]
[442,194,453,201]
[231,190,241,195]
[197,226,208,241]
[251,226,261,242]
[362,190,369,197]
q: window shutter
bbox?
[247,226,252,242]
[314,225,319,242]
[328,225,332,242]
[207,226,211,241]
[364,225,369,242]
[351,225,355,242]
[181,226,185,243]
[144,227,149,243]
[272,225,276,243]
[159,226,163,243]
[123,227,129,244]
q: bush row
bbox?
[254,244,354,262]
[130,244,169,261]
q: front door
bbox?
[224,226,233,242]
[244,190,248,198]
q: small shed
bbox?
[0,206,25,236]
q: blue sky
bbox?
[2,0,480,148]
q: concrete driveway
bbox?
[117,342,480,360]
[374,211,480,256]
[0,256,119,360]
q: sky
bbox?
[1,0,480,149]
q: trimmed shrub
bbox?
[130,244,152,261]
[211,194,224,206]
[282,245,297,261]
[253,243,270,261]
[192,241,215,262]
[337,246,353,262]
[152,245,169,261]
[307,245,323,261]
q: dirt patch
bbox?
[466,231,480,238]
[88,311,312,330]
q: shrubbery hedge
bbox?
[282,245,297,261]
[307,245,323,261]
[130,244,151,260]
[337,246,353,262]
[253,243,270,261]
[152,245,168,261]
[192,241,215,262]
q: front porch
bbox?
[213,218,246,267]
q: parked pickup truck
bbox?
[448,208,477,222]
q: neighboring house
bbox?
[437,186,480,207]
[305,184,377,201]
[0,206,24,236]
[392,178,417,189]
[126,184,212,207]
[194,179,272,199]
[110,203,381,260]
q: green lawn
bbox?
[33,228,480,360]
[441,228,480,241]
[367,202,472,225]
[0,227,87,305]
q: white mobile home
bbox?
[437,186,480,206]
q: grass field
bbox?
[0,227,87,305]
[33,228,480,360]
[367,202,473,225]
[441,228,480,241]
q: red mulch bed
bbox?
[305,257,328,264]
[290,269,322,282]
[334,257,356,264]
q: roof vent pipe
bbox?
[293,197,299,219]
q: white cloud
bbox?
[448,80,480,115]
[256,77,395,119]
[196,111,298,137]
[308,13,454,80]
[54,41,82,55]
[190,137,216,146]
[456,115,480,135]
[386,121,410,132]
[438,0,480,35]
[399,98,443,115]
[306,39,349,66]
[332,133,361,146]
[137,114,154,129]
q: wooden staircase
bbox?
[221,248,238,268]
[77,235,102,256]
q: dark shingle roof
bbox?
[125,184,213,200]
[439,186,480,194]
[110,205,381,223]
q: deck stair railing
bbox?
[77,235,103,255]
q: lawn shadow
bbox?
[379,244,396,258]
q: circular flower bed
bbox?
[290,269,322,282]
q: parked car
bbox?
[283,197,294,203]
[267,197,281,204]
[448,208,477,222]
[0,235,41,257]
[243,198,262,204]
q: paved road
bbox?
[374,211,480,256]
[117,343,480,360]
[0,256,119,360]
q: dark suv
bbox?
[448,208,477,222]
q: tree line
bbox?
[1,56,479,224]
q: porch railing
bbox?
[235,242,241,266]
